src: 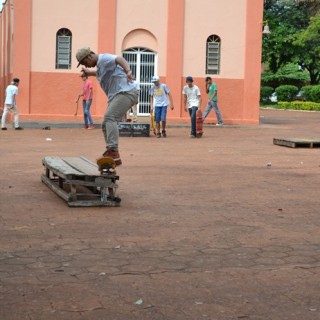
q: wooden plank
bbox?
[273,138,295,148]
[273,138,320,148]
[67,200,120,207]
[42,156,86,179]
[61,157,100,176]
[41,174,71,202]
[43,156,104,180]
[65,178,117,188]
[70,184,77,201]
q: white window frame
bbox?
[123,48,157,115]
[56,28,72,69]
[206,35,221,75]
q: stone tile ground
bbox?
[0,109,319,319]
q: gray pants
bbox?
[203,101,223,124]
[102,89,139,150]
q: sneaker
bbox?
[189,134,196,138]
[1,127,7,130]
[156,133,161,138]
[102,148,122,166]
[162,130,167,138]
[87,125,95,130]
[15,127,24,130]
[84,125,88,129]
[216,122,224,126]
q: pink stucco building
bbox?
[0,0,263,124]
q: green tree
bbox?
[293,13,320,84]
[261,62,310,87]
[263,0,309,72]
[263,0,320,84]
[295,0,320,16]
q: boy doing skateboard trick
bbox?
[76,47,139,166]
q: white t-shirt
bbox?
[182,85,201,108]
[5,84,18,105]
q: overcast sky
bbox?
[0,0,6,11]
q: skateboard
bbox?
[96,156,121,204]
[97,156,116,175]
[196,109,203,138]
[150,111,156,135]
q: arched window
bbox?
[56,28,72,69]
[206,35,221,74]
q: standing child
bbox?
[182,76,202,138]
[79,74,94,129]
[1,78,23,130]
[149,76,174,138]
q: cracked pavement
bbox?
[0,109,319,319]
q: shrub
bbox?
[310,85,320,102]
[260,86,274,102]
[301,85,313,101]
[278,101,320,111]
[300,85,320,102]
[275,85,299,102]
[261,63,310,88]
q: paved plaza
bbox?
[0,109,319,320]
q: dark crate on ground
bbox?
[118,122,133,137]
[118,122,150,137]
[273,138,320,148]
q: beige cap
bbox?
[76,47,92,67]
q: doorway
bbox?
[123,47,157,115]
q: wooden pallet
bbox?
[41,156,121,207]
[273,138,320,148]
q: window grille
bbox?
[56,28,72,69]
[206,35,221,75]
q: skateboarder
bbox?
[76,47,139,166]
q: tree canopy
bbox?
[263,0,320,84]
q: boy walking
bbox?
[203,76,223,125]
[1,78,23,130]
[149,76,174,138]
[182,76,202,138]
